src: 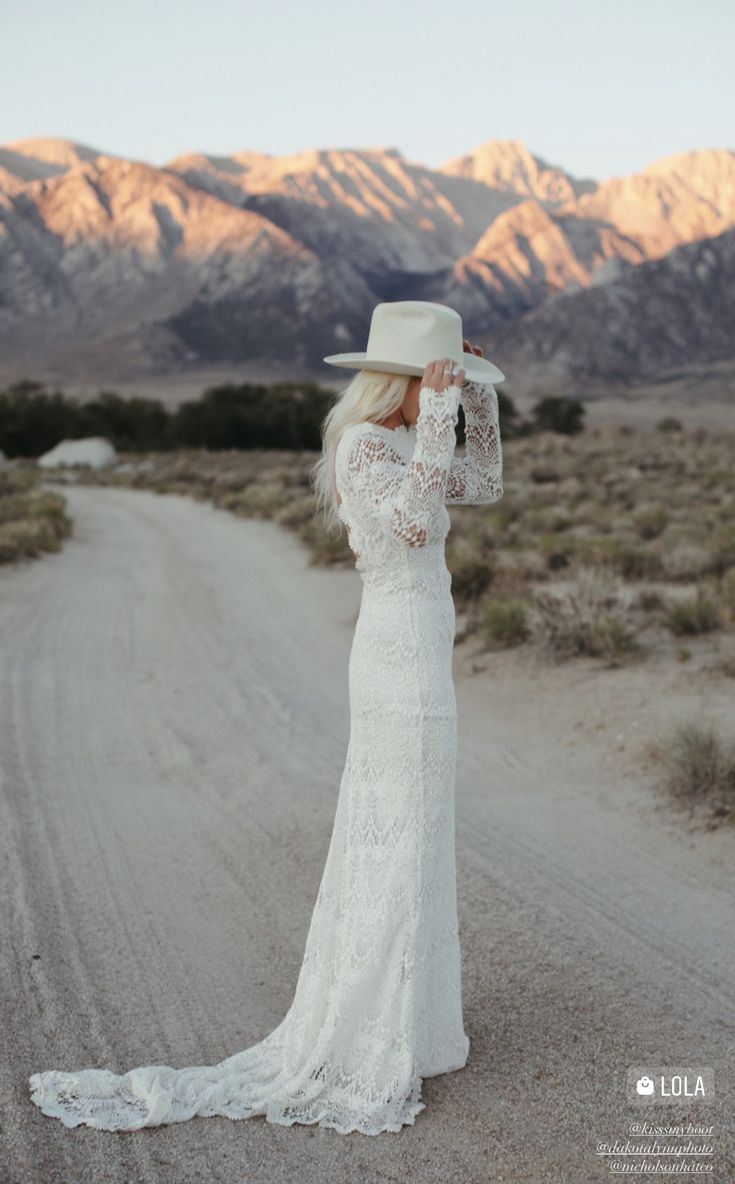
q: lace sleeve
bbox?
[343,382,461,547]
[446,380,503,504]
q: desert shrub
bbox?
[0,466,38,495]
[527,565,637,660]
[657,416,684,432]
[298,518,351,565]
[481,596,529,646]
[579,503,615,535]
[633,503,668,539]
[211,471,256,495]
[659,541,718,581]
[664,590,722,636]
[0,466,72,564]
[720,567,735,618]
[713,645,735,678]
[586,536,662,579]
[557,475,583,501]
[536,532,581,571]
[494,548,548,585]
[0,495,71,561]
[217,481,285,517]
[493,500,522,532]
[273,494,319,530]
[526,508,573,534]
[529,463,562,484]
[654,718,735,818]
[0,493,33,524]
[446,537,495,600]
[27,490,71,522]
[633,587,667,613]
[709,526,735,576]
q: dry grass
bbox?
[24,420,735,666]
[480,596,530,647]
[0,464,72,563]
[525,565,637,662]
[664,589,723,636]
[647,717,735,828]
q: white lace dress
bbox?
[28,379,503,1136]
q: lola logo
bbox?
[628,1066,714,1105]
[661,1074,707,1098]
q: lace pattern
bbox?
[447,380,503,504]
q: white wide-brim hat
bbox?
[323,300,505,384]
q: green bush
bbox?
[531,396,586,435]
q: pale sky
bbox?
[3,0,733,183]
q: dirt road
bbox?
[2,484,733,1183]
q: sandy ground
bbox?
[1,484,734,1184]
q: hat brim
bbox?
[322,351,505,384]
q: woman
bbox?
[29,300,504,1136]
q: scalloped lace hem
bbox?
[28,1068,431,1136]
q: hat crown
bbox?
[366,302,463,368]
[322,299,506,384]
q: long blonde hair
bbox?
[310,369,411,537]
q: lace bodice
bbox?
[335,380,503,587]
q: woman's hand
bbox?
[463,337,484,359]
[422,357,466,395]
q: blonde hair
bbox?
[310,369,412,537]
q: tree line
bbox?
[0,379,585,458]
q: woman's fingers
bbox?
[423,358,447,390]
[431,357,451,391]
[423,357,466,393]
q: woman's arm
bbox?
[342,383,461,547]
[445,380,503,504]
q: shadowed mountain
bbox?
[492,226,735,395]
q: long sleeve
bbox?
[445,380,503,504]
[343,383,461,547]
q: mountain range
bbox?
[0,136,733,397]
